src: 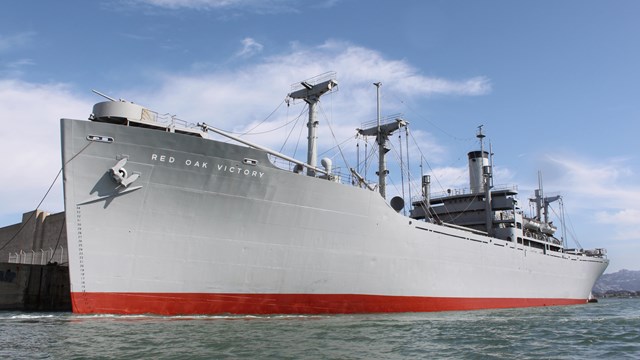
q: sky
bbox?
[1,0,639,272]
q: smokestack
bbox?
[468,150,489,193]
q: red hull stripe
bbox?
[70,292,586,315]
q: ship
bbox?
[61,74,608,315]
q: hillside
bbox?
[592,269,640,297]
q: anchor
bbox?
[110,157,140,187]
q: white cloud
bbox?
[0,80,91,221]
[0,32,35,52]
[594,209,640,241]
[537,154,640,246]
[138,0,245,9]
[111,40,493,191]
[0,32,37,78]
[135,0,296,12]
[129,40,490,129]
[234,37,264,58]
[1,59,35,78]
[6,59,35,68]
[597,209,640,225]
[543,154,640,209]
[425,166,468,195]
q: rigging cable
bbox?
[226,98,288,136]
[319,103,354,172]
[386,136,411,209]
[318,136,357,158]
[356,141,360,175]
[278,104,307,154]
[387,91,474,142]
[364,137,368,180]
[360,135,377,188]
[550,200,582,249]
[406,130,483,224]
[291,103,309,161]
[47,217,66,265]
[398,131,406,214]
[0,141,93,252]
[406,126,412,209]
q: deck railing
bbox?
[412,184,519,202]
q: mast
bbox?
[406,126,412,210]
[288,76,338,176]
[357,82,407,199]
[375,82,386,198]
[479,127,493,235]
[532,171,561,229]
[535,171,544,220]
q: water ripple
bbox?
[0,298,639,359]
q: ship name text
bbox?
[217,164,264,178]
[150,153,264,178]
[151,153,207,168]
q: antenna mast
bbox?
[478,126,494,235]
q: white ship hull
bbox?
[61,117,608,315]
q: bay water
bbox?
[1,298,638,359]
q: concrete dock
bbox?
[0,210,71,311]
[0,262,70,311]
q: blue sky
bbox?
[1,0,639,272]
